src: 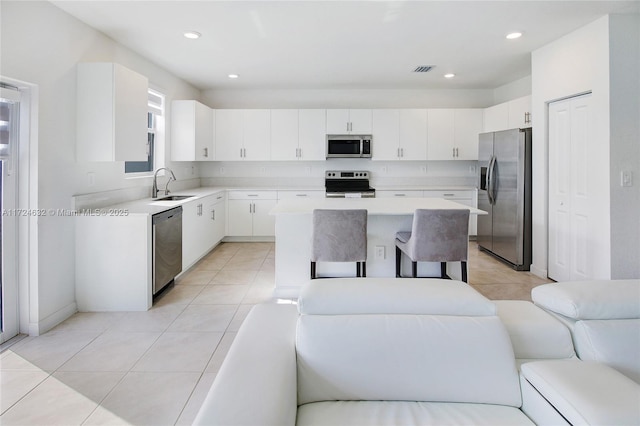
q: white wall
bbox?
[608,15,640,278]
[1,1,201,333]
[531,14,640,279]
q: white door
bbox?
[548,94,593,281]
[1,87,20,343]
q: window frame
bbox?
[125,88,165,176]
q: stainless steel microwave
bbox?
[326,135,372,158]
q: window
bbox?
[125,89,164,174]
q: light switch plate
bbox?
[375,246,385,259]
[621,170,633,187]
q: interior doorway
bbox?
[0,85,20,344]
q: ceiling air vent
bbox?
[413,65,434,73]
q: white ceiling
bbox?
[51,0,639,91]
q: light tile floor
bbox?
[1,242,552,425]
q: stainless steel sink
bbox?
[154,195,194,201]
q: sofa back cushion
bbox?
[296,314,522,407]
[573,319,640,383]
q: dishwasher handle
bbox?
[152,206,183,224]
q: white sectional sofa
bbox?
[194,278,640,426]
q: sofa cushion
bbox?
[573,319,640,383]
[521,360,640,426]
[495,300,575,360]
[531,280,640,320]
[298,278,495,316]
[296,314,521,407]
[296,401,535,426]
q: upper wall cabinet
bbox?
[326,109,372,134]
[171,100,214,161]
[215,109,270,161]
[427,109,483,160]
[372,109,427,161]
[483,95,532,132]
[77,63,149,162]
[271,109,326,161]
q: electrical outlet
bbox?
[305,166,311,175]
[382,166,388,173]
[87,172,95,187]
[375,246,386,260]
[621,170,633,187]
[469,165,477,174]
[220,167,225,175]
[420,166,427,174]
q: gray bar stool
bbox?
[395,209,470,282]
[311,209,367,279]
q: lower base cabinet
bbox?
[227,191,277,238]
[182,192,226,269]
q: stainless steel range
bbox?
[325,170,375,198]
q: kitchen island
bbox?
[270,197,487,298]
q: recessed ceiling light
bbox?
[444,73,455,79]
[228,74,239,79]
[506,32,522,40]
[183,31,201,39]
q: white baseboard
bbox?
[29,302,77,336]
[530,264,548,280]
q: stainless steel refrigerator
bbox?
[477,128,532,270]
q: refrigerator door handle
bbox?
[487,155,497,205]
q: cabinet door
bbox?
[114,64,149,161]
[194,102,214,161]
[215,109,244,160]
[211,196,226,244]
[182,200,203,269]
[298,109,326,160]
[372,109,400,160]
[508,95,532,129]
[483,102,509,132]
[454,109,483,160]
[243,109,270,160]
[399,109,427,160]
[349,109,372,134]
[427,109,455,160]
[270,109,299,161]
[326,109,350,133]
[227,200,253,237]
[252,199,277,236]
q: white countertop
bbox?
[270,197,487,215]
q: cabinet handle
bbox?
[456,147,459,157]
[453,147,456,157]
[212,209,215,220]
[443,193,455,197]
[401,148,404,157]
[203,147,208,158]
[395,194,406,197]
[296,194,308,197]
[397,148,400,158]
[247,194,259,197]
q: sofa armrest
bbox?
[521,360,640,425]
[194,304,299,426]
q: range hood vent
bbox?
[413,65,435,73]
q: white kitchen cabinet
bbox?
[298,109,327,160]
[326,109,372,134]
[227,191,277,237]
[423,189,478,236]
[77,62,148,162]
[483,95,532,132]
[376,190,424,198]
[270,109,299,161]
[215,109,270,161]
[372,109,427,161]
[508,95,532,129]
[171,100,214,161]
[182,192,226,269]
[277,190,325,200]
[427,109,482,160]
[271,109,326,161]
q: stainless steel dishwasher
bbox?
[152,206,183,295]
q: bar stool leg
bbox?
[395,247,402,277]
[311,262,316,279]
[440,262,448,279]
[362,262,366,277]
[412,261,417,278]
[461,261,468,283]
[356,263,361,277]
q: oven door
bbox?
[326,137,363,158]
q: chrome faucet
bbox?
[152,167,177,198]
